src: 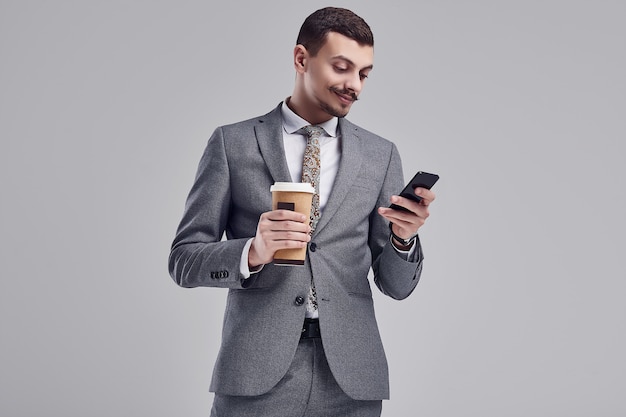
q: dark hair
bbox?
[296,7,374,56]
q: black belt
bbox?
[301,318,321,339]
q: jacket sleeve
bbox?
[168,127,251,289]
[370,143,424,300]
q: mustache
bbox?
[329,87,359,101]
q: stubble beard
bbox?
[320,87,358,118]
[320,101,350,118]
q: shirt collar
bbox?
[281,99,338,138]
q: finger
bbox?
[379,207,424,228]
[263,229,312,243]
[266,209,309,222]
[281,231,311,243]
[261,220,311,236]
[259,211,310,234]
[269,238,309,251]
[379,201,427,226]
[393,195,431,219]
[388,195,423,215]
[379,211,424,238]
[414,188,436,206]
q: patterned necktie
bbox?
[301,125,323,313]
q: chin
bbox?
[321,102,351,119]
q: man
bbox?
[169,7,436,417]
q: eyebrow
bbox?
[332,55,374,71]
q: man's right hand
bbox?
[248,210,311,268]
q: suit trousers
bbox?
[210,338,383,417]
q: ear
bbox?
[293,44,307,74]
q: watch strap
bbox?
[388,223,418,246]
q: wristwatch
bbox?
[388,223,417,247]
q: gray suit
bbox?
[169,103,423,401]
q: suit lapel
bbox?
[314,118,364,235]
[255,104,293,183]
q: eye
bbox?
[333,65,348,73]
[359,73,369,80]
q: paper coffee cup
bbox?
[270,182,315,266]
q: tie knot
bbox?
[302,125,325,139]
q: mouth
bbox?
[329,87,358,104]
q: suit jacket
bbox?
[169,103,423,400]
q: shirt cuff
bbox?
[239,238,264,278]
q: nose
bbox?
[344,71,363,95]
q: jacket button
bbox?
[295,296,305,306]
[310,242,317,252]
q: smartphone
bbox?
[389,171,439,212]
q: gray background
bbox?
[1,0,624,416]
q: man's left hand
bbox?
[377,187,436,242]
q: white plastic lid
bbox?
[270,182,315,193]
